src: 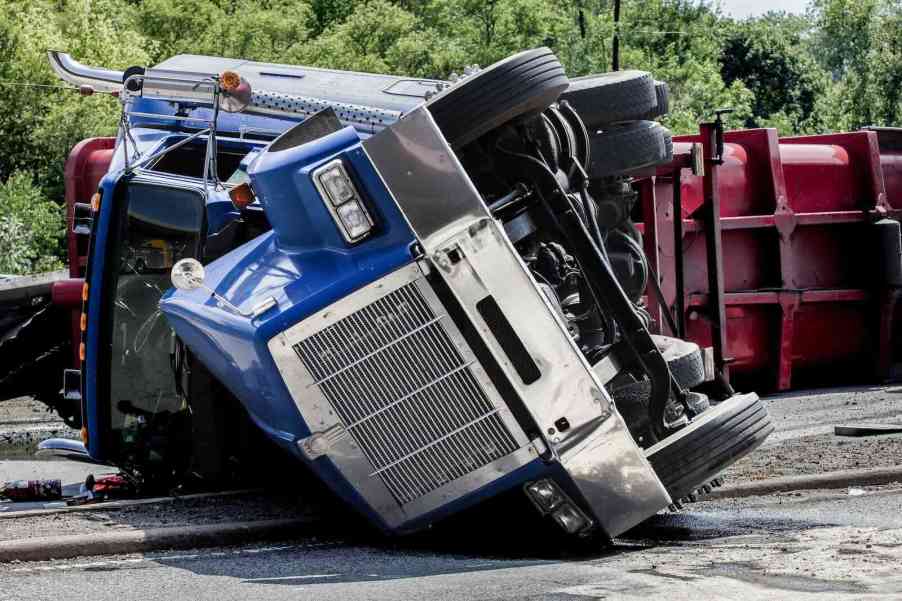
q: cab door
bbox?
[82,174,206,475]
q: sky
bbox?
[718,0,810,18]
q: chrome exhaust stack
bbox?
[48,50,123,93]
[47,51,402,133]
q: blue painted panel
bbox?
[158,128,428,528]
[247,126,361,252]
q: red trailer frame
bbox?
[638,126,902,392]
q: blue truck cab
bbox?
[55,48,772,540]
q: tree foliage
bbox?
[0,0,899,274]
[720,14,830,132]
[0,172,64,274]
[810,0,902,128]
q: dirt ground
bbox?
[720,385,902,484]
[0,397,61,425]
[0,398,78,457]
[0,493,319,542]
[724,432,902,481]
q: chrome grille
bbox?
[293,280,519,505]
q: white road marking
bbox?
[242,574,341,582]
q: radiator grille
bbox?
[293,280,519,505]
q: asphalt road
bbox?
[2,386,901,599]
[2,484,901,601]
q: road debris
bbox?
[1,479,62,501]
[834,423,902,437]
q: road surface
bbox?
[2,386,900,599]
[2,484,901,600]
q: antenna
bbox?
[612,0,622,71]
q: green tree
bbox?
[0,0,151,200]
[720,14,831,132]
[0,172,64,274]
[811,0,902,128]
[135,0,311,64]
[285,0,465,78]
[615,0,754,131]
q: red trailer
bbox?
[637,125,902,392]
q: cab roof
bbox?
[155,54,444,114]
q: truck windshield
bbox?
[107,182,204,460]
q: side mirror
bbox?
[171,258,206,291]
[169,257,277,318]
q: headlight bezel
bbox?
[312,159,374,243]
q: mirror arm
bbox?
[201,284,253,318]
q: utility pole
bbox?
[612,0,621,71]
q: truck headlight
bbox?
[551,503,592,534]
[525,479,565,513]
[313,160,374,243]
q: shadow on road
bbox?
[146,492,826,588]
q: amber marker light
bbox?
[90,191,101,212]
[81,426,89,445]
[217,70,252,113]
[82,283,89,301]
[80,313,87,332]
[79,342,86,362]
[229,182,256,209]
[220,70,241,91]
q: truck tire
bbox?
[654,335,706,390]
[610,336,706,401]
[561,70,657,130]
[588,121,672,178]
[639,81,670,121]
[646,393,773,500]
[426,47,568,148]
[174,341,288,486]
[653,81,670,117]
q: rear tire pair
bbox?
[562,71,672,177]
[426,48,671,179]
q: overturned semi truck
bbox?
[10,48,774,538]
